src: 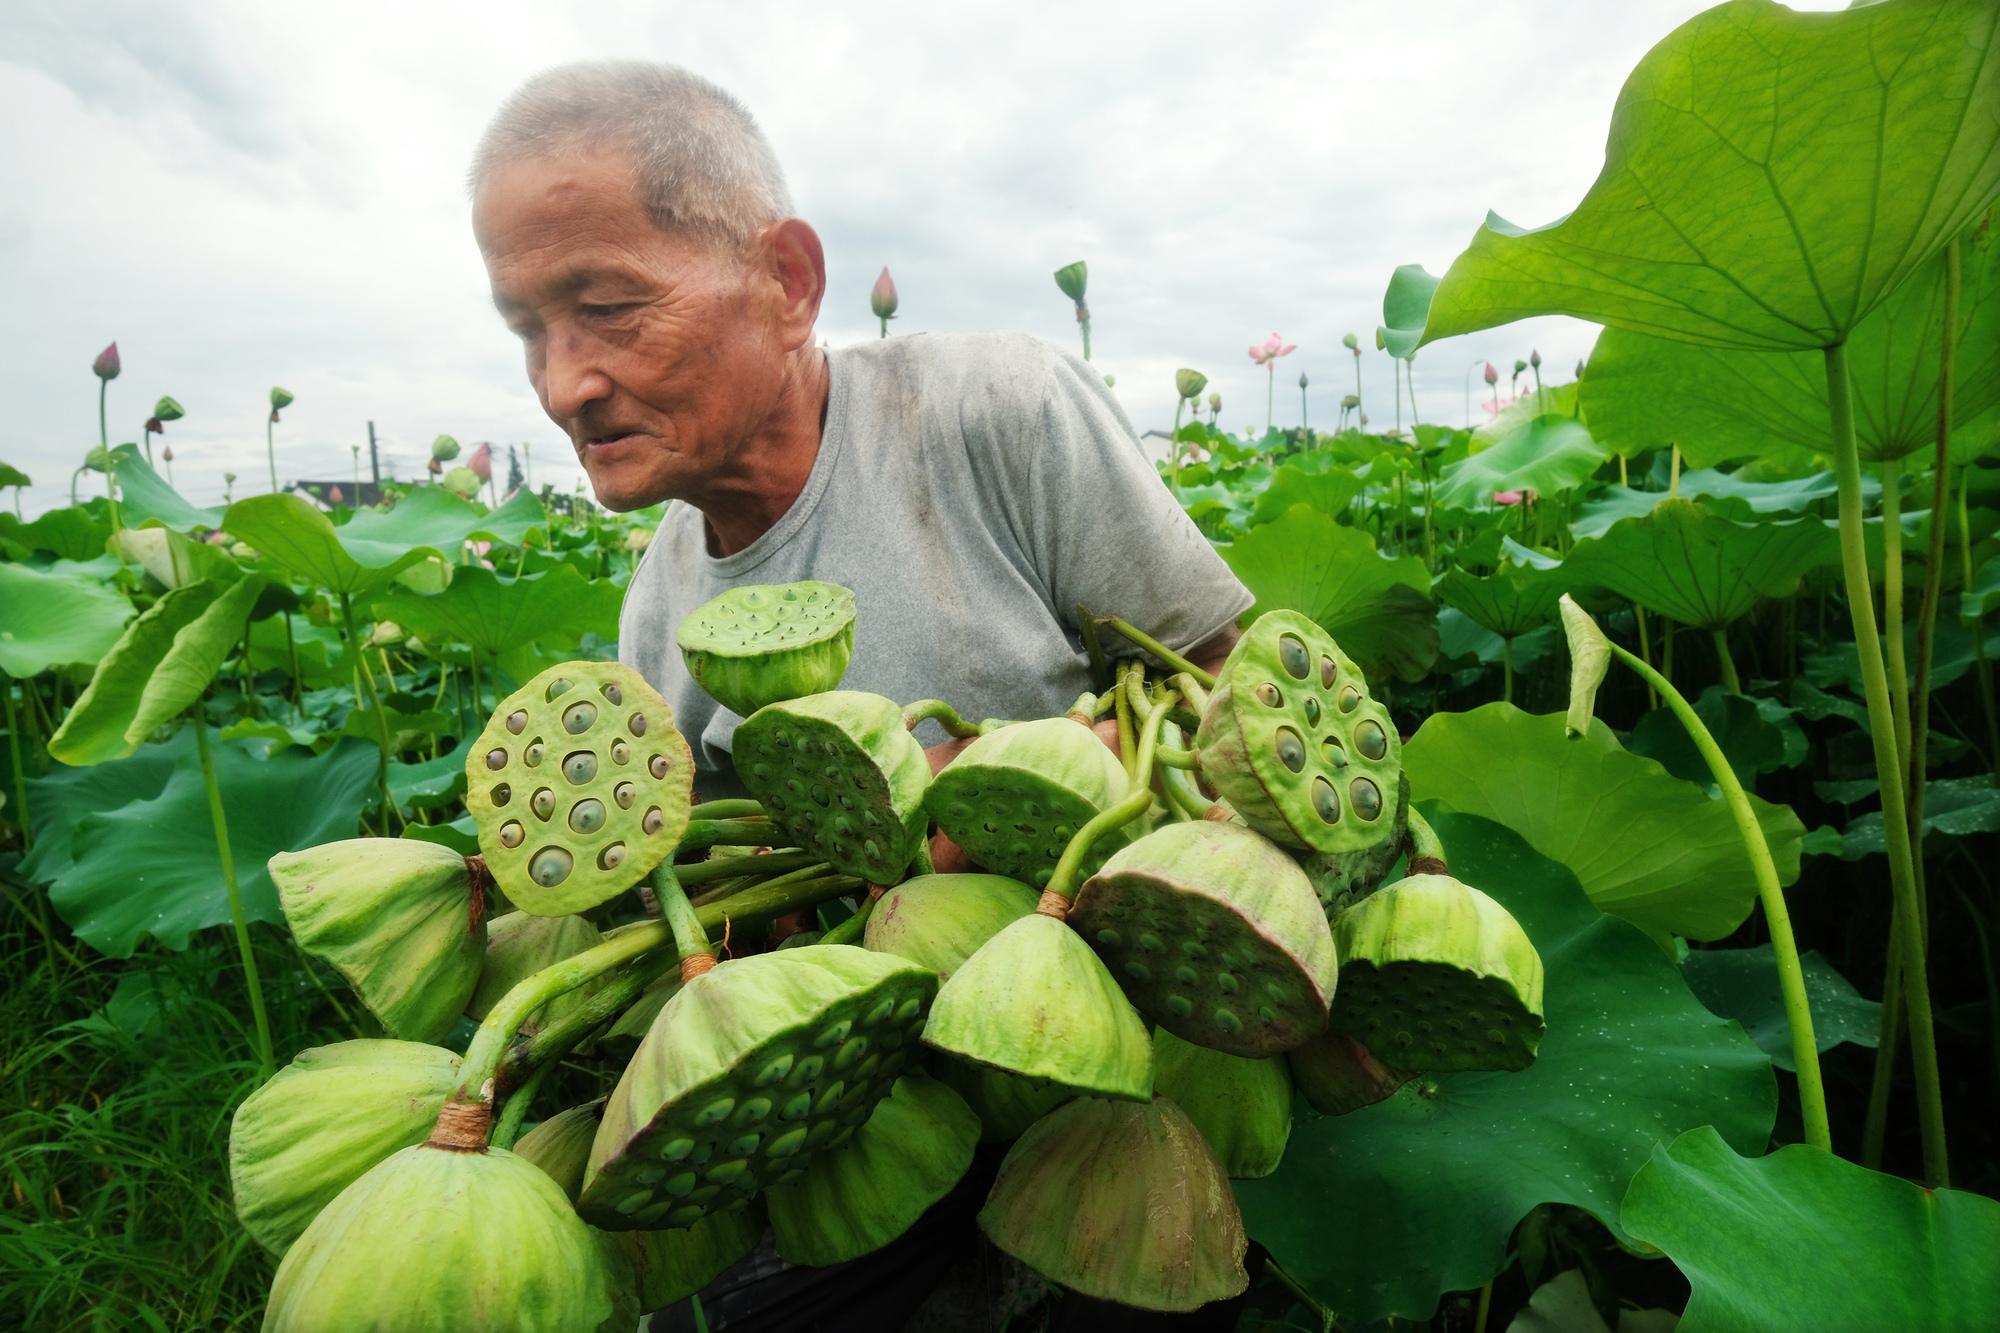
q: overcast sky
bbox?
[0,0,1846,518]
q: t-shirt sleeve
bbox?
[1014,344,1254,654]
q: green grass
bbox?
[0,896,347,1332]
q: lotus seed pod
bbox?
[1195,609,1401,854]
[1286,1030,1415,1116]
[1330,873,1545,1072]
[444,465,482,497]
[930,1055,1075,1142]
[1150,1028,1291,1179]
[229,1040,460,1256]
[467,660,693,916]
[263,1140,619,1333]
[598,970,683,1065]
[1295,771,1410,920]
[863,873,1038,979]
[269,838,484,1044]
[765,1068,981,1266]
[923,913,1153,1102]
[514,1099,607,1202]
[978,1095,1247,1312]
[732,691,931,882]
[1071,821,1336,1058]
[467,911,606,1034]
[677,581,857,717]
[578,945,938,1231]
[924,718,1133,887]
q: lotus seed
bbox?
[1323,736,1349,768]
[643,808,665,835]
[1175,965,1198,984]
[491,783,511,805]
[610,740,631,765]
[1138,933,1164,952]
[1166,994,1194,1017]
[505,710,528,734]
[1275,727,1306,773]
[766,1127,808,1157]
[659,1138,695,1162]
[1125,960,1152,981]
[863,998,895,1027]
[1312,776,1342,823]
[1354,718,1389,761]
[563,702,597,734]
[601,682,623,705]
[531,788,556,820]
[568,798,606,834]
[529,847,573,886]
[815,1020,853,1048]
[893,996,924,1023]
[812,1081,846,1115]
[486,748,507,770]
[735,1097,772,1125]
[1097,929,1123,947]
[705,1160,750,1185]
[779,1092,813,1121]
[665,1205,707,1227]
[598,842,626,870]
[629,712,648,736]
[834,1038,869,1071]
[1303,696,1321,726]
[524,741,545,766]
[1216,972,1239,994]
[498,821,524,848]
[1254,682,1283,708]
[1350,776,1383,821]
[1214,1008,1244,1034]
[650,755,670,778]
[609,781,634,809]
[563,751,597,784]
[695,1098,735,1126]
[615,1190,653,1214]
[1339,687,1361,713]
[546,678,573,701]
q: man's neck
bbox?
[693,346,831,558]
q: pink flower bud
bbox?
[1483,362,1498,386]
[1494,490,1524,505]
[162,445,174,462]
[870,268,898,320]
[330,485,344,506]
[93,343,121,380]
[468,442,493,483]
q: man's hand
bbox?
[1187,623,1239,680]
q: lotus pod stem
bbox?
[1041,691,1177,911]
[1405,804,1447,876]
[688,799,765,821]
[1100,616,1217,689]
[900,698,983,739]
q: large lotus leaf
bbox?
[113,455,227,531]
[1470,383,1582,451]
[1570,469,1860,540]
[1840,774,2000,860]
[48,577,264,767]
[1621,1126,2000,1332]
[1246,464,1365,528]
[18,734,188,885]
[1560,499,1838,629]
[1965,554,2000,619]
[370,563,621,657]
[1434,417,1609,510]
[1436,557,1568,640]
[42,735,378,956]
[1235,811,1775,1325]
[0,561,133,678]
[0,507,113,562]
[1220,505,1437,681]
[224,487,545,596]
[1388,0,2000,353]
[1380,264,1441,360]
[1402,704,1804,942]
[1626,687,1795,792]
[1581,219,2000,468]
[1681,944,1881,1072]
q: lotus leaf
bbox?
[1561,500,1838,630]
[0,561,132,679]
[374,563,622,658]
[1433,417,1608,510]
[1680,944,1881,1072]
[225,487,545,596]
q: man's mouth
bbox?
[581,430,641,450]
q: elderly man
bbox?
[471,61,1250,805]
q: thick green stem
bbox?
[1406,805,1446,871]
[1713,629,1743,695]
[1960,466,2000,780]
[676,849,817,886]
[818,893,877,947]
[194,713,274,1080]
[4,677,31,852]
[1114,664,1138,784]
[1881,457,1912,772]
[266,417,278,494]
[1606,639,1827,1152]
[1077,605,1114,693]
[678,817,783,852]
[1046,697,1173,904]
[338,593,400,831]
[652,866,713,963]
[1862,910,1905,1170]
[1100,616,1218,688]
[1502,637,1515,705]
[491,1060,553,1151]
[901,699,981,739]
[1825,341,1948,1185]
[688,799,764,822]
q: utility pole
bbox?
[367,421,380,487]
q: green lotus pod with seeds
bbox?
[978,1095,1248,1312]
[1329,873,1546,1072]
[230,1040,460,1256]
[578,945,939,1231]
[677,581,856,717]
[923,718,1133,887]
[1285,1030,1415,1116]
[863,873,1038,979]
[931,1055,1075,1143]
[517,1098,760,1310]
[1296,771,1410,919]
[732,691,930,882]
[467,911,606,1034]
[1151,1029,1291,1179]
[1071,821,1335,1058]
[467,661,693,916]
[270,839,484,1044]
[264,1140,620,1333]
[1195,609,1401,854]
[765,1068,981,1266]
[922,913,1153,1102]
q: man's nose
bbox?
[540,330,614,420]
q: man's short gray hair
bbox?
[471,61,793,249]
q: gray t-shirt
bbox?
[619,329,1253,799]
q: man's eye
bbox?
[581,303,633,319]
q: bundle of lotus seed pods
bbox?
[235,581,1545,1329]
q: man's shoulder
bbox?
[834,330,1066,407]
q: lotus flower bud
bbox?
[1341,333,1358,352]
[270,386,295,410]
[431,434,461,462]
[329,485,344,506]
[1530,349,1542,369]
[623,526,652,553]
[1299,371,1309,390]
[870,267,898,320]
[1208,392,1221,413]
[468,442,493,483]
[1483,362,1498,386]
[1175,368,1208,401]
[162,445,174,462]
[366,620,403,647]
[93,342,121,380]
[153,395,184,422]
[1053,260,1088,303]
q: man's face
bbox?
[473,149,797,511]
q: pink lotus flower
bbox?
[871,268,898,319]
[1493,489,1539,506]
[93,343,120,380]
[1249,333,1296,366]
[330,485,344,506]
[468,442,493,483]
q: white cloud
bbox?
[0,0,1805,518]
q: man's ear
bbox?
[764,218,826,352]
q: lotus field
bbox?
[3,3,2000,1331]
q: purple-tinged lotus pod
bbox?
[1286,1029,1414,1115]
[1208,391,1221,414]
[93,342,120,380]
[870,267,898,320]
[1151,1027,1291,1178]
[161,445,174,462]
[1072,820,1335,1058]
[978,1094,1247,1311]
